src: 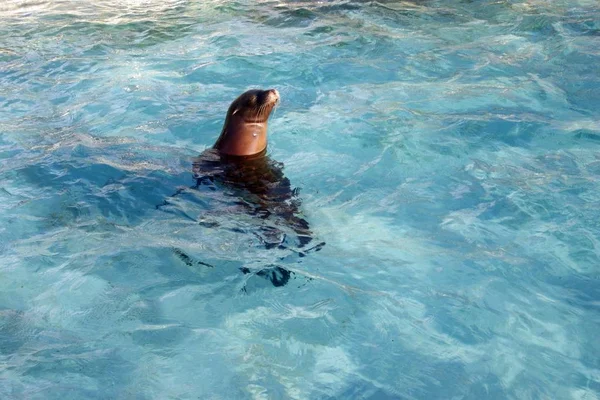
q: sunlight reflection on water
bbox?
[1,0,600,399]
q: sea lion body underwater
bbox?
[191,88,317,250]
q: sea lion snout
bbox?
[264,88,279,105]
[243,89,279,117]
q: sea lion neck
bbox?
[216,117,269,156]
[220,147,268,163]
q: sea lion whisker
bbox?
[257,102,267,120]
[253,104,261,121]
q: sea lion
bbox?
[192,88,313,248]
[160,89,324,288]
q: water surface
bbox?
[1,0,600,399]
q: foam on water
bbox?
[1,0,600,399]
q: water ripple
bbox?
[2,0,600,399]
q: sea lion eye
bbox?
[249,95,257,106]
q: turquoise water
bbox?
[1,0,600,398]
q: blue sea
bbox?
[1,0,600,398]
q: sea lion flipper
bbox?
[172,247,214,268]
[240,264,294,289]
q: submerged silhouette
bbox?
[192,148,313,248]
[159,89,324,288]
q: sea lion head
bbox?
[213,88,280,157]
